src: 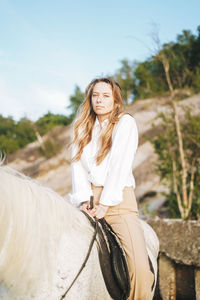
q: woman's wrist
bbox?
[99,204,109,209]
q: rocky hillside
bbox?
[6,93,200,216]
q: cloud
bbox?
[0,76,20,119]
[29,84,71,118]
[0,77,71,121]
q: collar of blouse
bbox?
[94,117,109,131]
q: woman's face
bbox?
[91,82,114,119]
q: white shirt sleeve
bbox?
[69,143,93,206]
[99,115,138,206]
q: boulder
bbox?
[146,217,200,300]
[147,217,200,267]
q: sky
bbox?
[0,0,200,121]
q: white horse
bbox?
[0,165,159,300]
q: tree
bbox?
[35,112,70,136]
[0,115,35,155]
[115,25,200,100]
[133,59,167,99]
[0,112,70,156]
[151,109,200,219]
[151,28,200,219]
[67,85,84,121]
[114,59,136,103]
[15,118,36,148]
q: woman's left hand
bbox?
[90,204,109,219]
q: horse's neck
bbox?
[0,167,111,299]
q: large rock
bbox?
[147,217,200,267]
[146,218,200,300]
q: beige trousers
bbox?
[91,184,154,300]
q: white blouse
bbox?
[69,113,138,207]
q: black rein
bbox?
[60,212,98,300]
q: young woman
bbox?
[69,77,154,300]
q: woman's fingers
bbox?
[80,201,90,212]
[92,205,108,219]
[80,205,88,213]
[89,207,96,217]
[80,203,109,219]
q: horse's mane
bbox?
[0,163,92,296]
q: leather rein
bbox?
[60,211,98,300]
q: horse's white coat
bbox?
[0,166,158,299]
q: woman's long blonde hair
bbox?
[71,77,124,165]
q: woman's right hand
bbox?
[80,201,90,213]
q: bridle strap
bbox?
[60,213,98,300]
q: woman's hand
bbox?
[80,201,109,219]
[90,204,109,219]
[80,201,90,213]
